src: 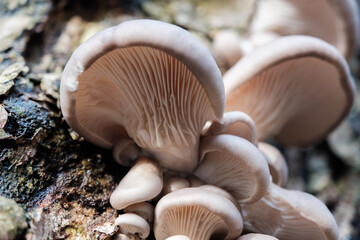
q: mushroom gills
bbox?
[75,46,214,172]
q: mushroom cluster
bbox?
[60,19,356,240]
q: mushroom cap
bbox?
[162,174,190,195]
[165,236,191,240]
[194,134,270,204]
[124,202,154,223]
[224,35,355,146]
[240,183,339,240]
[237,233,279,240]
[154,187,243,240]
[115,213,150,239]
[258,142,288,186]
[60,19,224,172]
[110,157,163,210]
[203,111,258,145]
[249,0,359,59]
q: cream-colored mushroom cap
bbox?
[110,157,163,210]
[115,213,150,239]
[248,0,359,59]
[60,19,224,172]
[240,183,339,240]
[258,142,288,186]
[237,233,278,240]
[154,187,243,240]
[124,202,154,223]
[225,35,355,146]
[194,134,270,204]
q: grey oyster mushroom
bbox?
[224,35,356,147]
[194,134,270,204]
[258,142,288,186]
[237,233,279,240]
[240,183,339,240]
[124,202,154,223]
[110,157,163,210]
[154,187,243,240]
[212,0,359,68]
[60,19,225,173]
[115,213,150,239]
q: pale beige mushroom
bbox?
[110,157,163,210]
[154,187,243,240]
[115,213,150,239]
[258,142,288,186]
[162,174,190,195]
[124,202,154,223]
[237,233,278,240]
[212,0,359,69]
[60,19,224,173]
[203,111,258,145]
[194,134,270,204]
[240,183,339,240]
[225,35,355,147]
[165,236,190,240]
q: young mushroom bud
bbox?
[60,19,225,173]
[115,213,150,239]
[154,187,243,240]
[110,157,163,210]
[240,183,339,240]
[162,174,190,195]
[224,35,356,147]
[194,134,270,204]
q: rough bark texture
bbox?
[0,0,359,239]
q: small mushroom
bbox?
[165,236,190,240]
[258,142,288,186]
[203,111,258,145]
[154,187,243,240]
[194,134,270,204]
[237,233,279,240]
[110,157,163,210]
[224,35,355,146]
[124,202,154,223]
[115,213,150,239]
[60,19,225,173]
[240,183,339,240]
[162,174,190,195]
[112,139,142,166]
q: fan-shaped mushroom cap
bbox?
[115,213,150,239]
[194,134,270,204]
[166,236,190,240]
[240,183,339,240]
[203,111,258,145]
[258,142,288,186]
[110,157,163,210]
[124,202,154,223]
[237,233,279,240]
[154,187,243,240]
[224,35,355,146]
[60,19,224,172]
[248,0,359,59]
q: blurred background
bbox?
[0,0,359,239]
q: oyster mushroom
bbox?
[154,187,243,240]
[258,142,288,186]
[60,19,224,173]
[224,35,355,146]
[115,213,150,239]
[240,183,339,240]
[110,157,163,210]
[194,134,270,204]
[212,0,359,68]
[124,202,154,223]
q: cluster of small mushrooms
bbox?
[60,1,359,239]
